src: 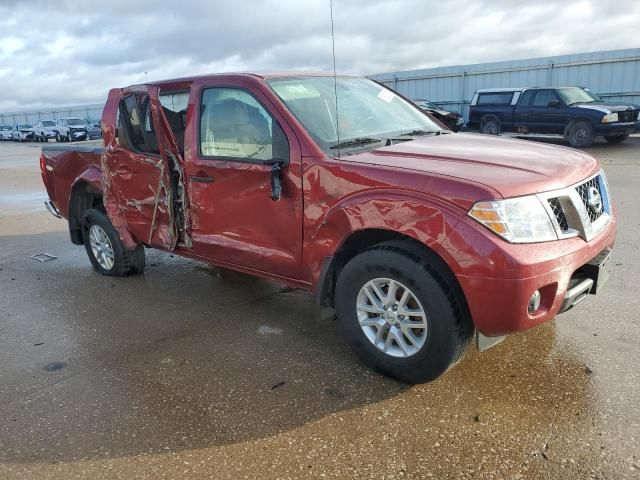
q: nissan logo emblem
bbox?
[587,186,603,215]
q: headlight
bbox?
[601,112,619,123]
[468,195,557,243]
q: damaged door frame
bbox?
[104,84,190,251]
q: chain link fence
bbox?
[0,104,104,127]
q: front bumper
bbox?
[70,130,88,140]
[595,121,640,136]
[447,212,617,337]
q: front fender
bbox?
[303,188,466,286]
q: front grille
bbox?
[618,110,637,123]
[541,172,611,241]
[576,176,604,223]
[548,198,569,231]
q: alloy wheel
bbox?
[356,278,428,358]
[89,225,115,270]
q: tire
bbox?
[335,242,473,384]
[604,134,629,144]
[81,208,145,276]
[56,132,61,142]
[567,120,595,148]
[480,117,499,135]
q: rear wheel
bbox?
[567,120,595,148]
[82,208,145,276]
[604,134,629,144]
[480,117,499,135]
[335,242,473,384]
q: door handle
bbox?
[190,175,214,183]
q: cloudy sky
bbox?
[0,0,638,111]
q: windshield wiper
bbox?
[329,137,382,149]
[398,129,442,136]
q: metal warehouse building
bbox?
[369,48,640,122]
[2,48,639,128]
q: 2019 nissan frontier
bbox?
[40,73,616,383]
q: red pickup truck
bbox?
[40,73,616,383]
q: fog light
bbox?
[528,290,541,315]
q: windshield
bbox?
[17,124,32,129]
[67,118,85,126]
[557,87,601,105]
[267,76,443,154]
[42,120,55,127]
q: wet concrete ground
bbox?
[0,138,639,479]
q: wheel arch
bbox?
[315,228,468,321]
[68,172,103,245]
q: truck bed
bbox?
[40,143,104,223]
[42,143,104,155]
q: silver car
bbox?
[0,125,13,140]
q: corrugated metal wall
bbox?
[0,104,104,127]
[369,48,640,122]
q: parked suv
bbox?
[12,124,34,142]
[468,86,640,147]
[55,117,89,142]
[33,119,58,142]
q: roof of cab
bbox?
[148,71,354,86]
[474,86,585,94]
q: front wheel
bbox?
[82,208,145,276]
[604,134,629,144]
[567,120,595,148]
[335,243,473,384]
[480,118,499,135]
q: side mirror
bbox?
[547,99,560,108]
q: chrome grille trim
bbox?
[537,170,612,242]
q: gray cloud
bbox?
[0,0,638,110]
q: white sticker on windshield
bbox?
[377,89,395,103]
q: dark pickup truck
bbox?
[40,73,616,383]
[468,86,640,147]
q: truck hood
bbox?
[574,101,640,114]
[347,133,600,198]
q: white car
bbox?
[12,124,34,142]
[55,117,88,142]
[0,125,13,140]
[33,120,58,142]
